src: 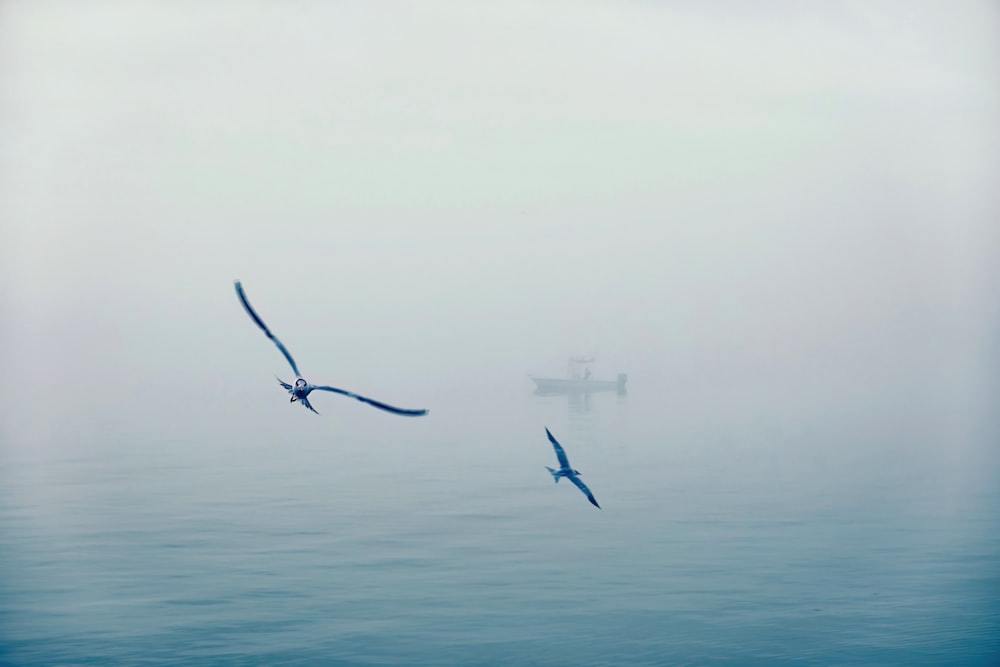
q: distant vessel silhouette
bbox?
[530,356,627,395]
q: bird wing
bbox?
[234,281,301,377]
[568,474,601,509]
[276,376,293,391]
[545,427,571,470]
[311,385,428,417]
[300,395,320,414]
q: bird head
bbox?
[294,378,307,389]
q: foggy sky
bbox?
[1,1,997,467]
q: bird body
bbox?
[544,428,601,508]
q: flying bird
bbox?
[234,280,428,417]
[544,427,600,508]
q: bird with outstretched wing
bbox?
[235,280,428,417]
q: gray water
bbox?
[2,380,997,666]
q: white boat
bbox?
[530,356,627,395]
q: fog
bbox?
[2,3,1000,663]
[1,1,997,468]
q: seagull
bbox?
[234,280,428,417]
[544,427,600,508]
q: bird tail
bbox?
[545,466,559,482]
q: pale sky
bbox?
[1,1,997,460]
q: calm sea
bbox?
[1,381,997,666]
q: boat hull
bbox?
[531,374,627,395]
